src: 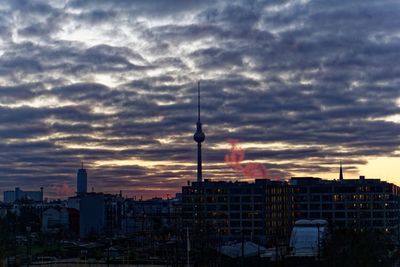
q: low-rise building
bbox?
[42,207,69,232]
[3,187,44,203]
[79,193,124,239]
[122,197,178,235]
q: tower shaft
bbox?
[193,81,205,183]
[197,143,202,182]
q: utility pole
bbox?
[187,227,190,267]
[26,226,31,267]
[107,239,111,267]
[317,223,320,262]
[241,224,245,267]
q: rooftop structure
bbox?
[289,219,328,258]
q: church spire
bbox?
[193,81,205,183]
[339,161,344,180]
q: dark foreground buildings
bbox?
[182,175,400,245]
[182,179,294,245]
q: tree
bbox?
[323,229,395,267]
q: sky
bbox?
[1,0,400,199]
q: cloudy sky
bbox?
[1,0,400,199]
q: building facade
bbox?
[181,179,293,245]
[3,187,43,203]
[182,176,400,244]
[122,197,177,235]
[42,207,69,232]
[79,193,124,239]
[291,176,400,236]
[79,193,105,238]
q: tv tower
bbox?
[193,81,205,183]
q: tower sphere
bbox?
[194,130,205,143]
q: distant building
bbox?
[67,196,81,210]
[42,207,69,232]
[79,193,105,238]
[68,208,80,236]
[0,203,11,218]
[3,191,15,203]
[77,164,87,194]
[3,187,43,203]
[122,197,177,234]
[79,193,124,239]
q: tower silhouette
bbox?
[193,81,205,183]
[77,162,87,194]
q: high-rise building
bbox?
[77,163,87,194]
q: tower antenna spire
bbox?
[198,81,201,122]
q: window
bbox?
[242,221,252,227]
[230,196,240,203]
[219,205,228,211]
[242,204,252,211]
[230,221,240,227]
[335,204,345,210]
[230,213,240,219]
[310,195,320,201]
[322,212,333,219]
[310,204,320,210]
[322,204,332,209]
[242,196,251,202]
[230,205,240,211]
[335,212,345,218]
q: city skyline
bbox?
[1,0,400,199]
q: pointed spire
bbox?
[81,161,84,169]
[339,161,344,180]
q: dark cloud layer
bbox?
[0,0,399,199]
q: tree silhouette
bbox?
[323,229,395,267]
